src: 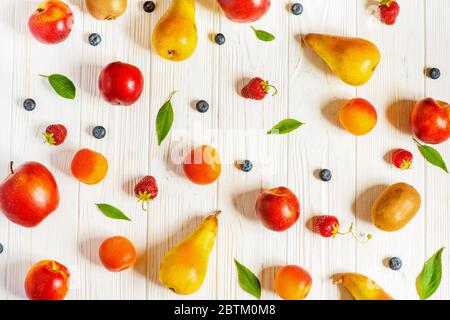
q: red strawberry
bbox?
[241,77,277,100]
[134,176,158,211]
[44,124,67,146]
[312,215,340,238]
[391,148,413,170]
[312,215,372,241]
[379,0,400,25]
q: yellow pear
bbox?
[159,211,220,295]
[85,0,127,20]
[333,273,393,300]
[152,0,198,62]
[304,33,380,86]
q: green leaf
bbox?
[95,204,131,221]
[251,26,275,42]
[156,91,176,146]
[417,247,445,300]
[267,119,304,135]
[414,139,448,173]
[234,259,261,299]
[40,74,76,100]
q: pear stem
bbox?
[9,161,14,174]
[213,210,222,217]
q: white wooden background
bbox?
[0,0,449,300]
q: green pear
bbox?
[159,211,220,295]
[304,33,380,86]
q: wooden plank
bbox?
[289,0,357,300]
[356,0,425,300]
[145,0,220,300]
[0,0,14,301]
[74,0,148,299]
[424,0,450,300]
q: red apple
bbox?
[216,0,271,23]
[255,187,300,232]
[99,62,144,106]
[28,0,74,45]
[410,98,450,144]
[0,162,59,228]
[25,260,70,300]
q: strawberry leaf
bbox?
[96,204,131,221]
[417,247,445,300]
[267,119,304,135]
[234,259,261,299]
[251,27,275,42]
[156,92,176,146]
[40,74,76,100]
[414,138,448,173]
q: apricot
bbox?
[275,265,312,300]
[183,145,222,185]
[99,236,137,272]
[339,98,377,136]
[71,148,108,185]
[25,260,70,300]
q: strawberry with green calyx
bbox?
[44,124,67,146]
[134,176,158,211]
[241,77,278,100]
[391,148,413,170]
[379,0,400,25]
[312,215,372,242]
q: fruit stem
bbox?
[268,85,278,96]
[213,210,222,217]
[167,91,177,102]
[338,223,372,243]
[141,201,149,212]
[38,74,49,78]
[9,161,14,174]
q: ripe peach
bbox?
[28,1,74,45]
[275,265,312,300]
[99,236,137,272]
[339,98,377,136]
[71,148,108,185]
[183,145,222,185]
[25,260,70,300]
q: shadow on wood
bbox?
[259,265,280,295]
[321,99,346,129]
[352,184,388,223]
[232,189,261,221]
[386,99,415,134]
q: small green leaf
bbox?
[417,247,445,300]
[414,138,448,173]
[267,119,304,135]
[234,259,261,299]
[40,74,76,100]
[95,204,131,221]
[251,26,275,42]
[156,91,176,146]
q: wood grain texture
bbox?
[0,0,449,300]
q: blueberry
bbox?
[388,257,402,271]
[240,160,253,172]
[291,3,303,15]
[0,243,3,254]
[23,98,36,111]
[88,33,101,46]
[429,68,441,80]
[319,169,332,182]
[196,100,209,113]
[92,126,106,139]
[215,33,226,45]
[143,1,156,13]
